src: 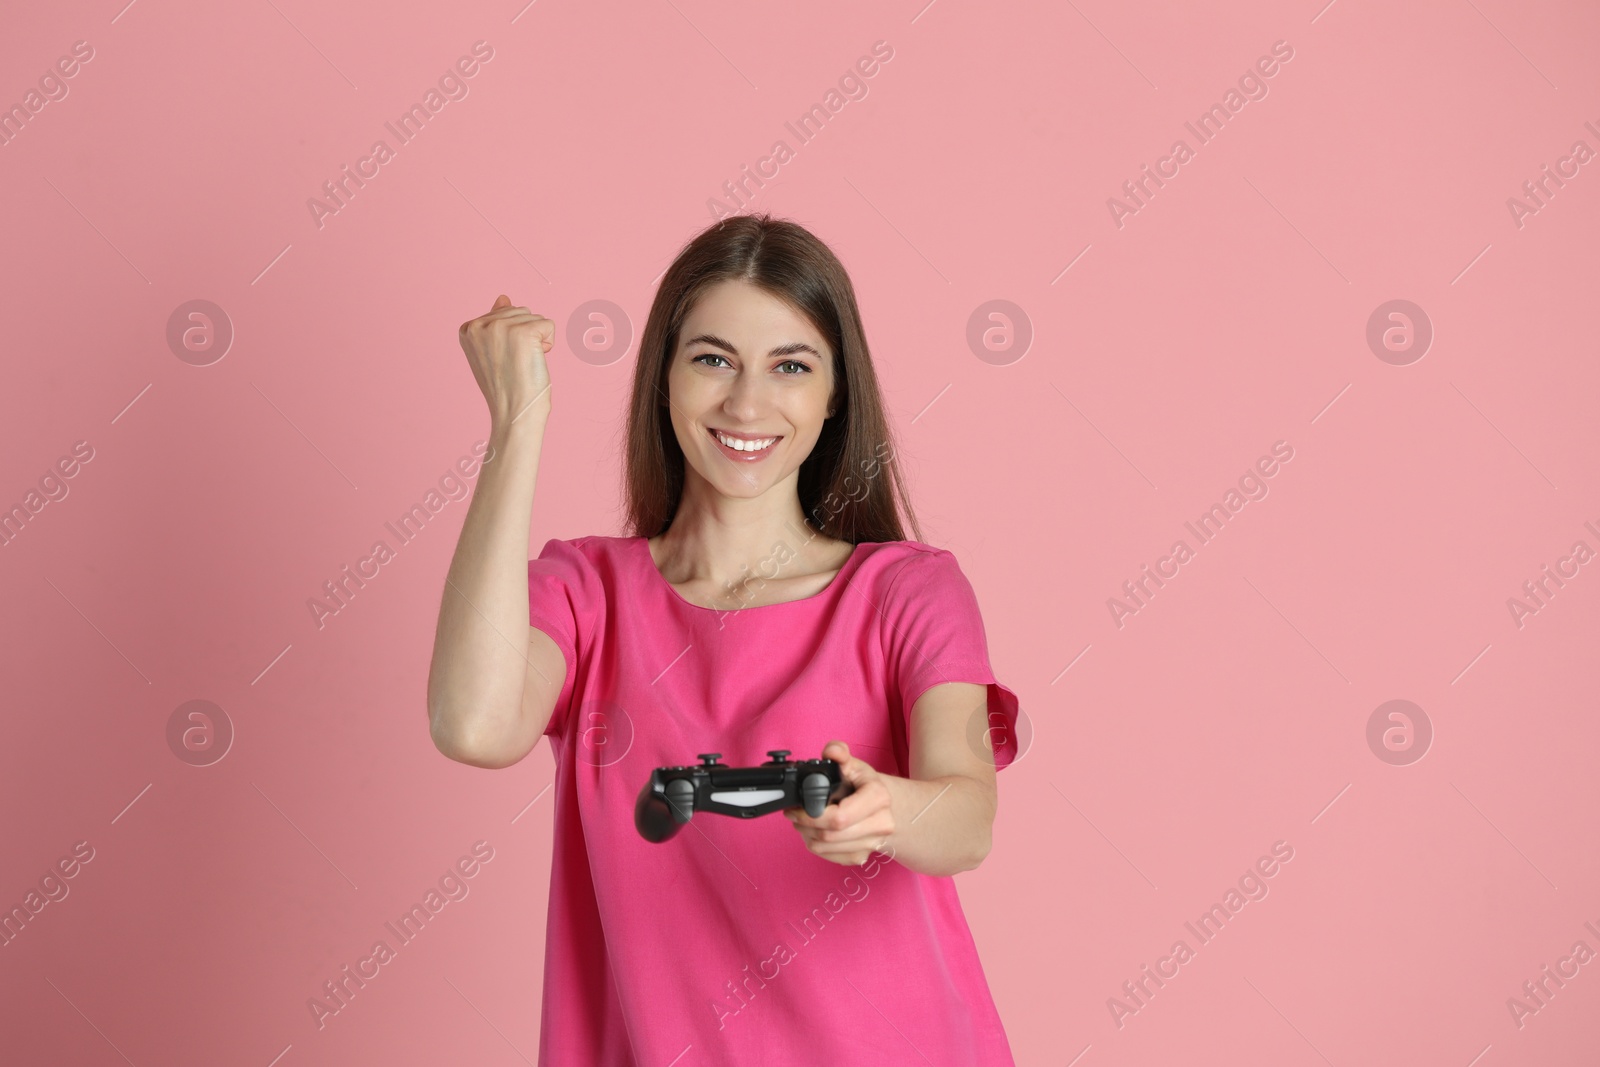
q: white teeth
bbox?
[714,431,777,452]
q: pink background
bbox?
[3,0,1598,1063]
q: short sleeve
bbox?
[881,549,1022,771]
[527,537,596,739]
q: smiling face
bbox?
[664,278,837,503]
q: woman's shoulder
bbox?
[856,538,959,564]
[852,542,994,651]
[535,534,634,559]
[530,535,639,588]
[854,539,969,592]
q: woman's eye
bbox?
[692,354,809,375]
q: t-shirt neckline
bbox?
[633,535,867,612]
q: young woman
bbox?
[427,214,1021,1065]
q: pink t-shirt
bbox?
[526,534,1021,1066]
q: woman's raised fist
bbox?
[457,294,555,430]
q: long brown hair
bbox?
[623,213,923,545]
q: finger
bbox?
[814,803,893,838]
[808,822,888,847]
[827,745,875,787]
[823,742,874,793]
[787,802,847,831]
[491,294,512,311]
[784,809,817,831]
[805,847,863,868]
[787,811,843,838]
[799,794,881,835]
[826,789,877,828]
[806,839,884,863]
[823,765,874,822]
[531,317,556,347]
[810,830,890,853]
[462,308,534,333]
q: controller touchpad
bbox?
[710,789,787,807]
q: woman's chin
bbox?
[689,464,781,497]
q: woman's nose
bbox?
[722,370,767,417]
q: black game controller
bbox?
[634,750,855,843]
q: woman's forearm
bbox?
[878,772,996,877]
[426,416,547,759]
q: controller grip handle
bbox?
[635,778,695,843]
[801,772,834,818]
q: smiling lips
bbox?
[709,427,781,460]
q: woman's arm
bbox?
[787,681,999,877]
[427,418,556,767]
[427,296,559,768]
[882,678,999,874]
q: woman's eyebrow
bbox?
[683,333,820,359]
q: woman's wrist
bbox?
[490,407,548,447]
